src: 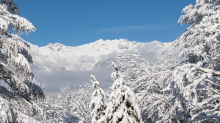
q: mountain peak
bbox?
[46,43,65,52]
[47,43,64,47]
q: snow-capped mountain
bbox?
[29,39,176,72]
[25,38,179,92]
[29,39,140,72]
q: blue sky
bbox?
[14,0,194,47]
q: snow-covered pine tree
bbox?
[37,86,81,123]
[40,83,92,123]
[170,0,220,122]
[173,0,220,69]
[0,0,45,122]
[115,45,178,122]
[105,62,142,123]
[0,96,13,122]
[90,75,106,123]
[60,84,73,117]
[75,83,93,123]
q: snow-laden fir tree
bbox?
[170,0,220,122]
[90,75,106,123]
[0,0,45,122]
[39,83,92,123]
[0,96,13,122]
[105,62,142,123]
[173,0,220,69]
[114,45,178,123]
[40,85,80,123]
[75,83,93,123]
[0,96,42,123]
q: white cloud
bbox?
[33,67,114,92]
[97,25,169,32]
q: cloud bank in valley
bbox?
[33,67,114,92]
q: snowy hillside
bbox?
[24,38,179,92]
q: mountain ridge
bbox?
[12,34,178,91]
[28,38,169,72]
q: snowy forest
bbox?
[1,0,220,123]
